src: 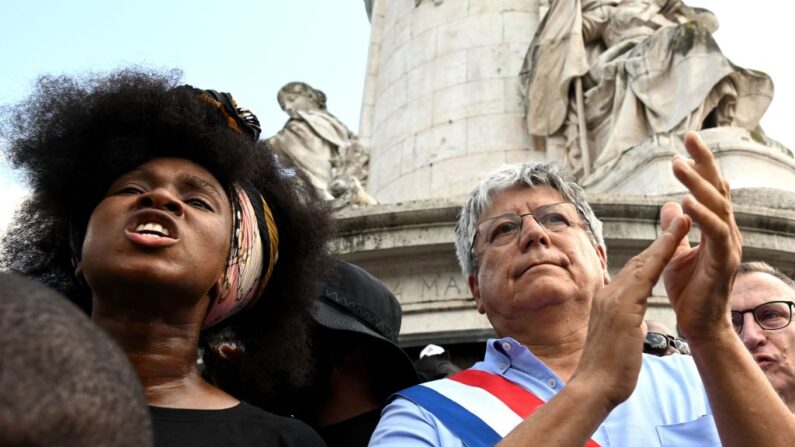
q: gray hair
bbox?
[454,162,605,277]
[737,261,795,290]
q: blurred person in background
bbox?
[730,261,795,412]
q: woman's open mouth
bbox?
[125,211,179,247]
[134,222,171,238]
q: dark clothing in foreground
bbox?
[315,407,383,447]
[150,402,326,447]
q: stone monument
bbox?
[266,81,377,210]
[520,0,795,195]
[331,0,795,358]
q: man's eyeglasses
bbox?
[643,332,690,356]
[471,202,586,250]
[731,300,794,334]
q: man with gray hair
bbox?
[730,261,795,412]
[370,132,795,445]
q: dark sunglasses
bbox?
[643,332,690,356]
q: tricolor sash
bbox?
[397,369,601,447]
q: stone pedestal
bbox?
[582,128,795,195]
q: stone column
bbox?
[361,0,541,203]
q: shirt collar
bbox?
[485,337,564,383]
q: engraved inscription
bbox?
[421,275,439,298]
[387,273,469,303]
[445,276,462,296]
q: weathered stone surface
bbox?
[373,77,407,130]
[436,14,503,55]
[432,79,504,125]
[363,0,542,202]
[376,42,408,95]
[408,27,438,70]
[411,0,468,35]
[429,152,508,198]
[466,113,529,153]
[412,118,467,171]
[505,147,545,165]
[369,141,404,193]
[375,166,432,203]
[501,11,534,45]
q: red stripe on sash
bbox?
[449,369,602,447]
[450,369,542,418]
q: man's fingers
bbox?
[683,131,723,190]
[661,202,691,251]
[681,195,734,258]
[616,216,689,296]
[660,202,681,230]
[672,155,731,220]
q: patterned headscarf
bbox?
[202,182,279,328]
[194,87,278,328]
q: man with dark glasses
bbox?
[644,320,690,356]
[730,261,795,412]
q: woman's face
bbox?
[79,157,232,311]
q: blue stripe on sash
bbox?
[398,385,502,447]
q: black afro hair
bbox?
[1,67,333,401]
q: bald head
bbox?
[0,273,152,446]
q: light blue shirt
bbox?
[370,337,719,446]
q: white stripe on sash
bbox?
[422,379,524,436]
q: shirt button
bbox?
[547,378,557,389]
[499,363,507,370]
[502,342,512,351]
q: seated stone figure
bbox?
[522,0,773,178]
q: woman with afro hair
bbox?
[0,68,331,446]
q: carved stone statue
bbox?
[267,82,377,209]
[521,0,774,179]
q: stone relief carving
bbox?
[520,0,774,180]
[266,82,377,210]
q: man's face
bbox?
[731,272,795,400]
[468,185,608,334]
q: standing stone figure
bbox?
[267,82,377,209]
[521,0,774,179]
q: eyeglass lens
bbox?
[643,332,669,355]
[643,332,690,356]
[479,202,580,247]
[731,301,794,333]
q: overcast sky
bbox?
[1,0,793,236]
